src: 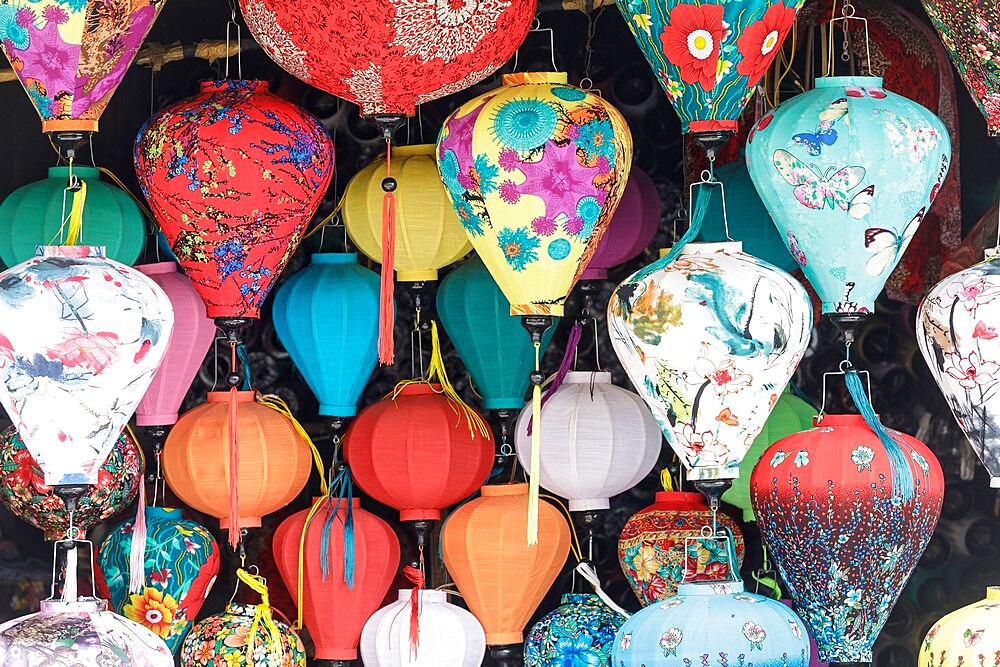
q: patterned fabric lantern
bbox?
[134,262,216,427]
[611,580,811,665]
[580,166,662,280]
[441,483,571,646]
[180,601,306,666]
[134,80,333,325]
[917,255,1000,486]
[437,256,558,411]
[525,593,626,667]
[514,371,661,511]
[344,382,494,522]
[0,245,172,486]
[273,497,401,661]
[360,589,487,667]
[0,167,145,267]
[96,507,220,654]
[0,425,141,540]
[0,598,173,666]
[745,76,950,318]
[919,587,1000,666]
[618,491,745,604]
[750,415,945,663]
[608,241,812,481]
[272,253,380,417]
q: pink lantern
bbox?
[134,263,216,427]
[580,167,661,280]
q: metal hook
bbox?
[225,20,243,80]
[512,18,558,73]
[817,362,872,421]
[689,169,730,241]
[825,1,872,76]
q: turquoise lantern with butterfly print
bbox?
[746,76,950,324]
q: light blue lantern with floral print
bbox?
[526,593,626,667]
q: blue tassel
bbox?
[631,187,713,283]
[845,368,915,503]
[318,468,356,588]
[236,343,252,390]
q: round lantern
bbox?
[917,254,1000,486]
[919,587,1000,666]
[344,382,494,521]
[746,76,951,318]
[0,167,146,267]
[618,491,745,605]
[580,166,662,281]
[134,262,216,427]
[0,598,173,666]
[437,256,558,410]
[611,580,811,666]
[180,602,306,666]
[134,79,334,326]
[96,507,220,654]
[360,589,487,667]
[514,371,661,511]
[343,145,472,282]
[750,414,945,663]
[162,391,313,531]
[441,483,571,646]
[608,241,813,481]
[525,593,626,667]
[0,425,141,540]
[273,497,401,661]
[0,245,173,487]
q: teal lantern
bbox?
[746,76,950,321]
[0,166,146,267]
[437,256,558,411]
[272,252,381,417]
[526,593,626,667]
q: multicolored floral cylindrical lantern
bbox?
[180,602,306,666]
[525,593,626,667]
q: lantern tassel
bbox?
[845,367,915,503]
[226,343,241,550]
[237,567,285,664]
[126,466,147,595]
[403,562,424,658]
[378,142,396,365]
[63,179,87,246]
[632,184,714,283]
[574,562,631,618]
[527,340,542,546]
[527,321,582,436]
[319,466,355,587]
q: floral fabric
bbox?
[180,602,306,666]
[525,594,625,667]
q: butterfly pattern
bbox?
[772,149,867,210]
[864,208,924,276]
[792,98,849,156]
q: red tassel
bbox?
[227,364,241,549]
[378,143,396,365]
[403,560,424,658]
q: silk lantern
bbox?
[134,262,216,426]
[750,415,944,663]
[745,76,950,322]
[0,167,145,267]
[436,256,557,410]
[180,600,306,666]
[360,589,487,667]
[272,253,380,417]
[134,79,333,333]
[525,593,626,667]
[273,497,401,661]
[0,245,172,487]
[514,371,661,511]
[608,241,812,482]
[441,483,571,647]
[916,254,1000,486]
[612,580,811,666]
[919,587,1000,666]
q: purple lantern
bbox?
[580,167,661,280]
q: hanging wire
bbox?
[579,8,606,91]
[224,3,243,80]
[511,17,558,72]
[825,0,872,77]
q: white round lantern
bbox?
[515,371,661,511]
[360,589,486,667]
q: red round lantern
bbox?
[343,382,494,522]
[272,498,400,661]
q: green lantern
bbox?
[0,167,146,267]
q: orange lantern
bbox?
[441,483,570,653]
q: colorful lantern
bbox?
[273,497,401,661]
[134,80,333,328]
[611,580,811,666]
[607,241,812,481]
[0,425,141,540]
[0,167,145,267]
[180,601,306,666]
[0,245,172,487]
[514,371,661,511]
[618,491,745,604]
[525,593,626,667]
[746,76,951,320]
[360,589,487,667]
[919,587,1000,666]
[436,256,558,411]
[134,262,216,427]
[916,255,1000,486]
[750,414,944,663]
[95,507,220,654]
[441,483,571,646]
[272,253,381,417]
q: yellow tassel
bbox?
[64,180,86,246]
[527,341,542,546]
[237,567,285,664]
[256,393,328,496]
[660,469,675,493]
[294,496,328,631]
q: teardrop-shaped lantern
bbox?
[608,241,812,481]
[746,76,950,320]
[525,593,626,667]
[919,587,1000,666]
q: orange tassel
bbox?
[227,344,241,550]
[378,142,396,365]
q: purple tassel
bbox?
[527,321,583,436]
